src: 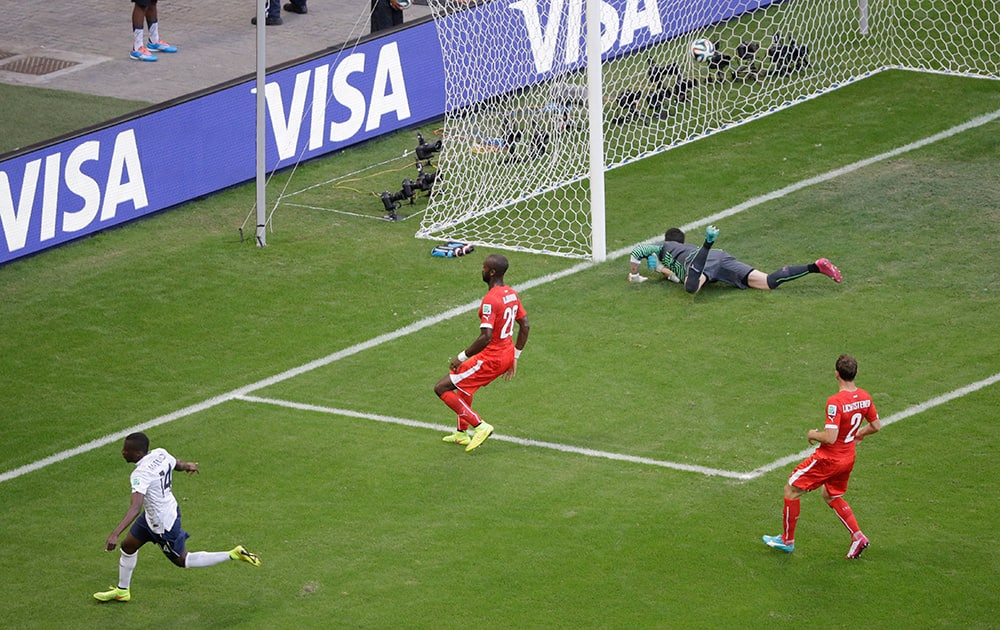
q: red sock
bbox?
[783,498,800,544]
[439,390,481,429]
[828,497,860,536]
[456,392,476,431]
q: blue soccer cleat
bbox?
[129,46,157,62]
[147,39,178,53]
[762,534,794,553]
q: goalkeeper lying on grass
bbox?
[627,225,842,294]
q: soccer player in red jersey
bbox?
[434,254,530,452]
[763,354,882,558]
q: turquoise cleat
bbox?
[762,534,794,553]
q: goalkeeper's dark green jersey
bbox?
[630,242,695,281]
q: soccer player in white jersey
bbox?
[93,432,260,603]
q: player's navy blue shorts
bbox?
[129,510,190,560]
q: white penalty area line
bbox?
[236,372,1000,481]
[2,111,998,485]
[235,395,749,479]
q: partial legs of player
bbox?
[684,225,718,294]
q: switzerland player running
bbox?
[434,254,530,452]
[763,354,882,559]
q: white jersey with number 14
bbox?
[130,447,179,534]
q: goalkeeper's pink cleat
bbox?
[815,258,842,283]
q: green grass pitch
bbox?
[0,70,998,628]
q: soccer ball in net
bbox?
[691,39,715,63]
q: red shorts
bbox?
[449,352,512,397]
[787,453,855,497]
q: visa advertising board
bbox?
[0,0,769,265]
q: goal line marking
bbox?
[1,110,997,485]
[235,372,999,481]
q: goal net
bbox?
[417,0,999,258]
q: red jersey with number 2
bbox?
[477,285,526,362]
[817,388,879,462]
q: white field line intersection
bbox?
[238,372,1000,481]
[2,110,998,485]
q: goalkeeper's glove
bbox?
[628,272,648,283]
[647,255,658,271]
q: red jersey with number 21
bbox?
[818,388,879,462]
[477,285,526,362]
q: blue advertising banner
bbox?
[442,0,774,108]
[0,24,445,264]
[0,0,767,265]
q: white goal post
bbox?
[418,0,999,259]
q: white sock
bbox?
[118,550,137,589]
[148,21,160,44]
[133,28,144,51]
[184,551,232,568]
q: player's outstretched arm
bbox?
[628,258,647,282]
[655,262,679,283]
[175,460,200,475]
